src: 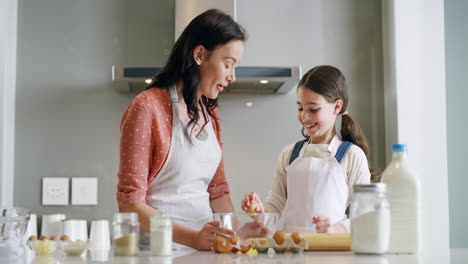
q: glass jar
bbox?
[112,213,139,256]
[0,208,30,257]
[349,183,390,254]
[150,214,172,256]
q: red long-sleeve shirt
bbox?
[116,87,229,208]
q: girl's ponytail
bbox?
[341,114,379,181]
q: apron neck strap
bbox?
[169,84,179,103]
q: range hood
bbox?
[112,0,301,94]
[112,65,301,94]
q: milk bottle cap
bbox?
[392,144,407,151]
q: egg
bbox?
[291,232,303,244]
[240,240,252,253]
[212,236,233,253]
[246,201,258,214]
[273,230,286,245]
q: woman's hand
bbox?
[312,216,346,233]
[241,192,265,213]
[192,221,236,251]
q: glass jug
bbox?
[0,208,31,257]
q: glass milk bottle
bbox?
[150,214,172,256]
[381,144,421,254]
[112,213,139,256]
[349,183,390,254]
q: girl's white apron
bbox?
[282,136,349,233]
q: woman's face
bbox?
[296,86,342,143]
[196,40,244,99]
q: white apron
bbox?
[145,84,222,240]
[282,136,349,233]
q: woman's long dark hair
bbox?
[299,65,378,181]
[147,9,247,131]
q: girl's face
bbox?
[195,40,244,99]
[296,86,342,144]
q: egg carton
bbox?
[252,237,308,254]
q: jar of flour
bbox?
[349,183,390,254]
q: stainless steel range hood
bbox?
[113,1,302,94]
[112,65,301,94]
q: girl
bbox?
[242,65,374,233]
[116,9,246,250]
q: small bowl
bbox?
[213,213,280,240]
[61,240,88,256]
[27,240,58,256]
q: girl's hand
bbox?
[312,216,331,233]
[192,221,236,251]
[312,216,346,233]
[241,192,265,213]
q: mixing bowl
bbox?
[213,212,280,240]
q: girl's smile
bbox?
[304,123,318,129]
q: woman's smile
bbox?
[216,84,225,92]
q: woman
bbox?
[116,9,247,250]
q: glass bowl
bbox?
[61,240,88,256]
[27,240,58,256]
[213,212,280,240]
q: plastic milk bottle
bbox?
[381,144,421,254]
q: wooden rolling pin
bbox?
[297,233,350,251]
[248,233,351,251]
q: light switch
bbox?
[71,177,98,205]
[42,177,69,205]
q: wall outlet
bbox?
[42,177,69,205]
[71,177,98,205]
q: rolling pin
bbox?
[297,233,351,251]
[248,233,351,251]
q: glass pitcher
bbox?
[0,208,30,257]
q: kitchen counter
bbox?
[1,248,467,263]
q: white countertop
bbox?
[1,248,467,263]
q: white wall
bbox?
[221,0,385,210]
[14,0,174,220]
[0,0,18,208]
[382,0,449,255]
[445,0,468,248]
